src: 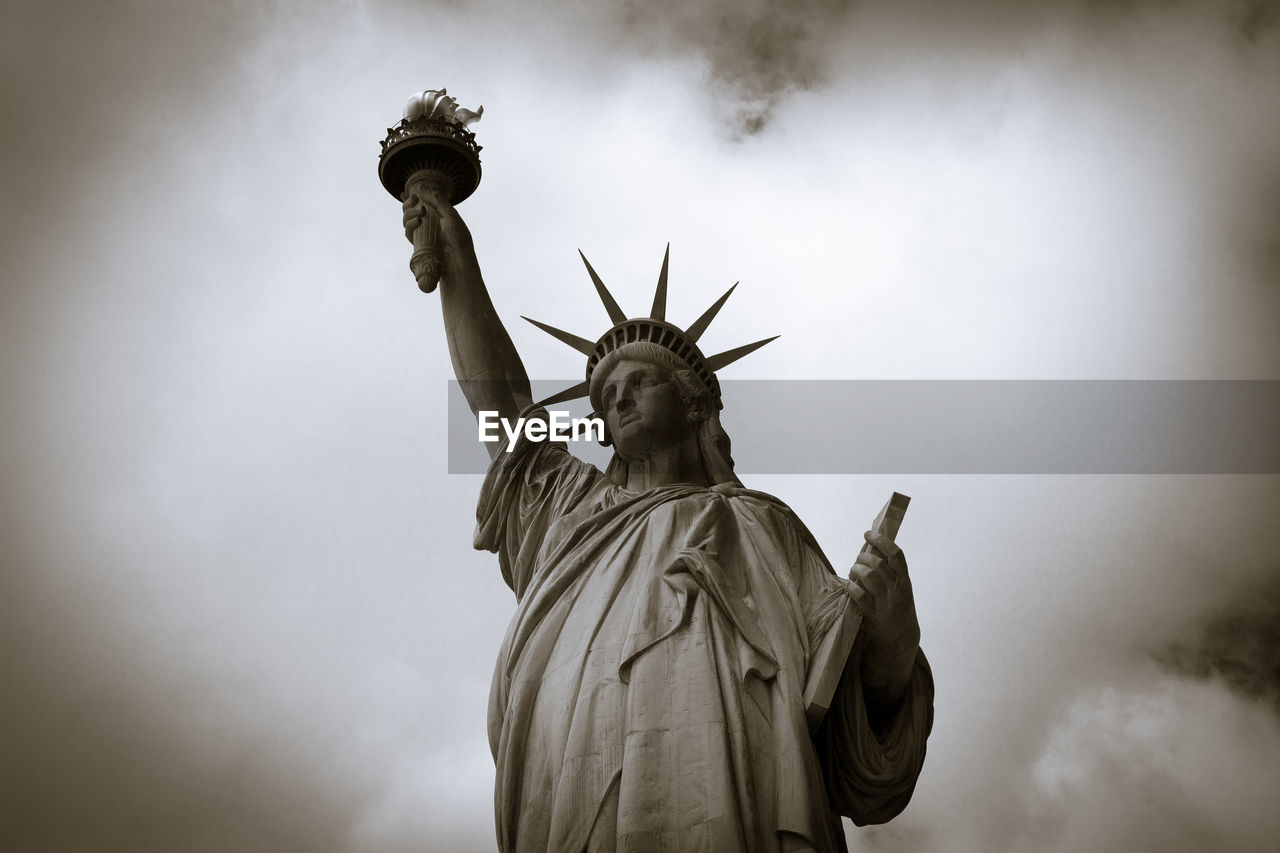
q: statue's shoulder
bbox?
[710,482,805,526]
[710,482,828,559]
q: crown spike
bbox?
[685,281,739,343]
[578,250,626,325]
[650,243,670,321]
[536,380,591,408]
[705,335,780,373]
[522,316,596,356]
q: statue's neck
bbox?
[622,436,712,491]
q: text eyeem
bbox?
[479,411,605,452]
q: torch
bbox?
[378,89,483,293]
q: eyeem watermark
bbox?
[479,410,605,452]
[452,380,1280,473]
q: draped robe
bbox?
[475,434,933,853]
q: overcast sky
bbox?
[3,1,1279,850]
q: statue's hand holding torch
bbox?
[379,88,483,293]
[402,179,475,279]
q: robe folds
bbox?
[475,434,933,853]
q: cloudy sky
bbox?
[3,0,1278,850]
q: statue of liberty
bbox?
[401,175,933,853]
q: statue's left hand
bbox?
[848,531,921,689]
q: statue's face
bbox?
[599,358,697,460]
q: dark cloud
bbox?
[612,0,1280,135]
[1238,0,1280,41]
[619,0,854,135]
[1156,572,1280,710]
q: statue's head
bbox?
[590,343,735,485]
[523,247,776,486]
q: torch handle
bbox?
[405,171,453,294]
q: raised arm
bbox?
[403,179,532,458]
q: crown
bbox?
[524,246,779,410]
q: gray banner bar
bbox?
[446,380,1280,474]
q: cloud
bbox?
[1018,675,1280,852]
[1018,569,1280,852]
[618,0,854,135]
[608,0,1280,136]
[1155,573,1280,710]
